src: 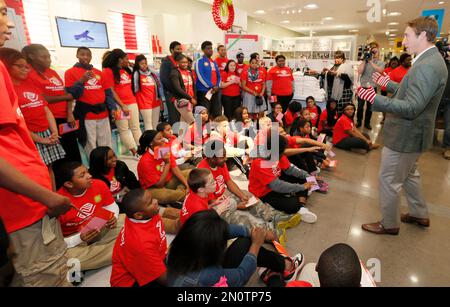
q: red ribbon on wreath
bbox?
[212,0,235,31]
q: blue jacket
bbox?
[194,56,221,93]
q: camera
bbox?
[361,45,375,62]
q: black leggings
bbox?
[288,153,316,174]
[223,237,286,287]
[335,137,370,152]
[276,94,294,113]
[197,91,222,119]
[222,95,241,120]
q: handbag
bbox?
[255,96,264,106]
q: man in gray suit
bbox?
[357,17,448,235]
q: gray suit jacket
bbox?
[374,47,448,153]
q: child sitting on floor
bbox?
[137,130,191,208]
[157,122,196,169]
[248,133,317,223]
[284,100,302,133]
[55,162,122,272]
[198,140,303,246]
[110,188,168,287]
[305,96,322,129]
[89,146,140,209]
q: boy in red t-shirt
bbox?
[56,162,123,272]
[157,122,195,167]
[65,47,112,157]
[199,139,303,246]
[111,188,168,287]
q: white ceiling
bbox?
[231,0,450,45]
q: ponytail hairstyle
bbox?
[137,130,159,156]
[102,49,131,84]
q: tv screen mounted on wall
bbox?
[56,17,110,49]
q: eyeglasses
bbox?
[12,64,30,71]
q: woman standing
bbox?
[220,60,241,120]
[0,48,66,190]
[22,44,81,163]
[103,49,141,157]
[132,54,163,131]
[322,51,354,114]
[241,58,267,119]
[267,55,295,113]
[170,53,196,125]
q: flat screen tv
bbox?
[56,17,110,49]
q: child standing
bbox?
[241,58,267,118]
[55,162,122,272]
[111,188,168,287]
[0,48,66,190]
[65,47,112,158]
[132,54,163,131]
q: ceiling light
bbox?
[298,9,302,13]
[281,20,290,24]
[383,9,387,15]
[387,12,402,17]
[389,29,398,32]
[438,1,445,4]
[304,4,319,10]
[286,11,289,14]
[292,10,296,14]
[255,10,266,15]
[323,17,334,21]
[388,22,399,26]
[389,34,396,37]
[349,29,359,33]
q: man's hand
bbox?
[372,72,391,88]
[80,228,100,243]
[81,70,95,83]
[67,113,76,128]
[357,86,377,104]
[46,194,72,218]
[105,215,117,229]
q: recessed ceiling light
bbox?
[389,34,396,37]
[336,25,344,28]
[281,20,290,24]
[286,11,290,14]
[298,9,302,13]
[438,1,445,4]
[323,17,334,21]
[255,10,266,15]
[349,29,359,33]
[388,22,399,26]
[387,12,402,17]
[304,4,319,10]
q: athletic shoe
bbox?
[316,180,329,194]
[299,207,317,224]
[258,268,283,285]
[274,227,287,248]
[275,213,302,230]
[283,253,306,283]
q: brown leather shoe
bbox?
[361,222,399,235]
[401,214,430,227]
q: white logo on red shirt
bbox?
[120,73,131,84]
[77,203,96,219]
[156,220,166,241]
[215,175,225,195]
[87,78,99,86]
[24,92,38,102]
[272,164,281,177]
[16,107,23,118]
[49,76,63,86]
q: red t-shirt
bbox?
[184,123,210,146]
[137,149,177,189]
[209,59,218,87]
[166,135,183,159]
[14,81,49,132]
[180,191,209,226]
[307,106,320,127]
[64,66,108,120]
[236,63,247,76]
[381,67,394,92]
[220,71,241,97]
[241,68,266,94]
[215,57,229,72]
[180,69,195,98]
[197,158,231,200]
[57,179,115,237]
[103,68,136,105]
[267,66,294,96]
[248,155,291,198]
[111,215,167,287]
[390,66,410,84]
[284,110,300,127]
[333,115,354,145]
[27,68,67,118]
[0,61,50,234]
[286,135,302,149]
[105,168,122,196]
[136,74,160,110]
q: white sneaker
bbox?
[299,207,317,224]
[284,253,306,283]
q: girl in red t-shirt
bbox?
[241,58,267,118]
[132,55,163,131]
[0,48,66,190]
[103,49,141,157]
[23,44,81,163]
[220,60,242,120]
[318,99,338,136]
[305,96,322,128]
[333,103,380,153]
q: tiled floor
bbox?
[83,113,450,287]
